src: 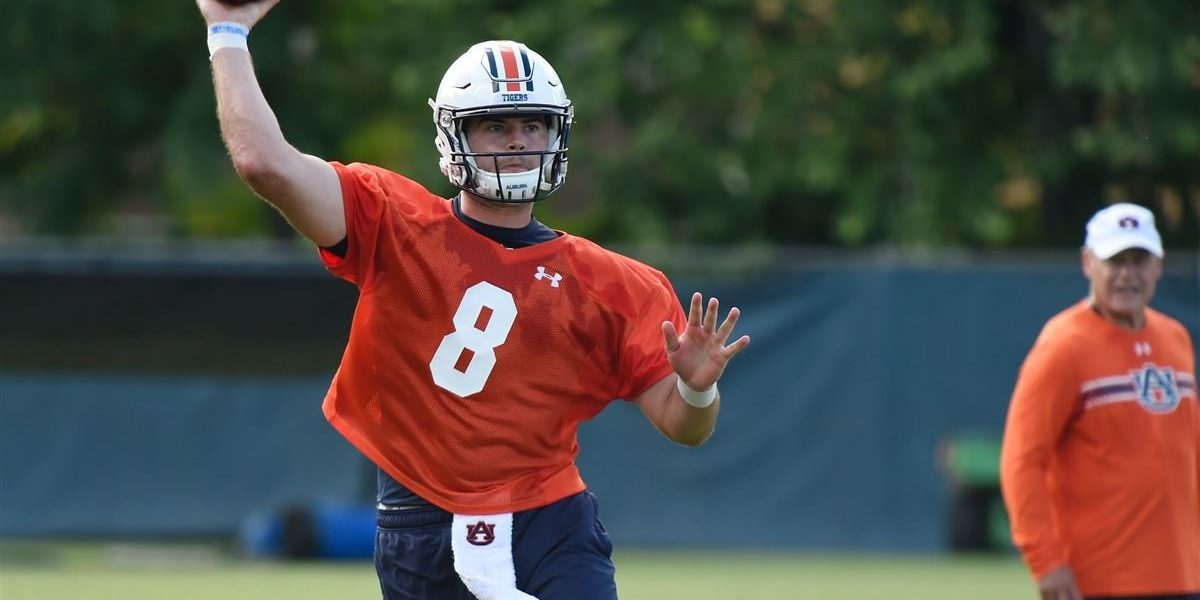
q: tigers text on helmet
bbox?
[429,41,573,203]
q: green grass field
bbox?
[0,541,1033,599]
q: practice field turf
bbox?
[0,541,1032,599]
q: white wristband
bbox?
[207,22,250,60]
[676,378,718,408]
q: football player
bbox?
[196,1,751,598]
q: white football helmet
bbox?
[429,41,573,203]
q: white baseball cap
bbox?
[1084,202,1164,259]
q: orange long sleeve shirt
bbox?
[1000,301,1199,597]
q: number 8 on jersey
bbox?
[429,281,518,397]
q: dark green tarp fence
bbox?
[1,246,1195,550]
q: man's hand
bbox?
[196,0,280,28]
[662,292,751,392]
[1038,565,1083,600]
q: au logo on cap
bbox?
[1084,202,1163,259]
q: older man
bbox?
[1001,203,1199,600]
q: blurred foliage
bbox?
[1,0,1197,249]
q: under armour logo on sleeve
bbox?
[1134,342,1151,356]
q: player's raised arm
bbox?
[196,0,345,246]
[635,293,751,447]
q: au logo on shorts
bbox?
[466,520,497,546]
[1132,363,1181,414]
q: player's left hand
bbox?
[662,292,751,392]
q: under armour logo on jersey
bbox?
[465,521,496,546]
[1134,342,1151,356]
[1131,363,1181,414]
[534,266,562,288]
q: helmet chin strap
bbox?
[464,151,554,202]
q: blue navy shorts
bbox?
[374,490,616,599]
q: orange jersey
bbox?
[1000,301,1199,596]
[318,162,686,515]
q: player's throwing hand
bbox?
[195,0,279,28]
[662,292,751,393]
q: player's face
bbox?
[1082,247,1162,326]
[464,116,550,174]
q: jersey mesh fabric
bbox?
[1000,301,1200,596]
[318,162,685,515]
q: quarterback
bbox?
[196,1,751,598]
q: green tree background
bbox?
[2,0,1197,249]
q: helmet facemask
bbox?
[430,41,573,203]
